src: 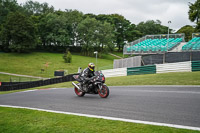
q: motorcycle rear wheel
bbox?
[98,85,109,98]
[74,87,85,97]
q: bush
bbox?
[63,49,72,63]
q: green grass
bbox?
[0,107,199,133]
[0,52,114,80]
[107,71,200,86]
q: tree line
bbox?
[0,0,199,55]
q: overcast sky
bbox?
[17,0,197,31]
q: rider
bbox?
[79,63,96,91]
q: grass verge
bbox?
[107,71,200,86]
[0,107,199,133]
[0,52,114,79]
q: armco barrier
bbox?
[156,61,191,73]
[192,60,200,71]
[0,74,76,91]
[101,68,127,77]
[127,65,156,76]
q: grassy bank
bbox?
[0,107,199,133]
[0,52,114,80]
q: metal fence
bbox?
[113,56,141,69]
[142,52,200,65]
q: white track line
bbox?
[0,105,200,131]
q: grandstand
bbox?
[120,33,200,68]
[182,33,200,51]
[123,33,185,55]
[124,33,200,55]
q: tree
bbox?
[22,0,54,16]
[38,11,70,47]
[96,14,142,50]
[77,17,99,56]
[77,17,114,55]
[136,20,169,36]
[95,21,115,53]
[188,0,200,23]
[64,9,83,46]
[109,14,132,51]
[125,24,142,42]
[188,0,200,31]
[0,0,24,45]
[176,25,195,41]
[0,0,21,24]
[1,11,37,52]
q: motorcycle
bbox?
[72,71,109,98]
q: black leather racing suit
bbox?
[78,67,95,91]
[80,67,95,84]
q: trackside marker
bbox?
[0,105,200,131]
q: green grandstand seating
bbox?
[127,38,182,53]
[182,37,200,51]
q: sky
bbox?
[17,0,197,31]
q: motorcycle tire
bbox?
[74,87,85,97]
[98,85,109,98]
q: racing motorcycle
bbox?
[72,71,109,98]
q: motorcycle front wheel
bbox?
[74,87,85,97]
[98,85,109,98]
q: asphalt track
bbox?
[0,86,200,129]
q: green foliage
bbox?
[65,9,84,45]
[188,0,200,23]
[188,0,200,31]
[83,13,142,52]
[176,25,195,41]
[109,14,134,51]
[63,49,72,63]
[22,0,54,16]
[0,0,21,24]
[136,20,169,36]
[77,17,114,56]
[1,11,37,53]
[77,17,96,55]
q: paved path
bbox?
[108,53,123,59]
[0,86,200,129]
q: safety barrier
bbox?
[101,68,127,78]
[192,61,200,71]
[156,61,191,73]
[127,65,156,76]
[0,74,76,91]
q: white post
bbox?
[167,21,171,52]
[94,51,98,70]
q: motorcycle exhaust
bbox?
[72,82,82,91]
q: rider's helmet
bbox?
[88,63,95,71]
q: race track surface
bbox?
[0,86,200,128]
